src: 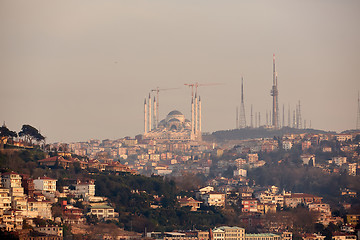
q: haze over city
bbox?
[1,0,360,143]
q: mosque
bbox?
[143,94,202,141]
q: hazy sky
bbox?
[1,0,360,143]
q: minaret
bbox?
[198,96,202,136]
[266,110,268,126]
[271,54,279,129]
[148,94,152,132]
[250,104,253,128]
[194,93,198,135]
[258,112,261,127]
[144,98,148,134]
[236,107,239,129]
[239,77,247,128]
[191,97,195,135]
[298,100,302,129]
[282,104,285,128]
[255,112,258,128]
[288,105,291,127]
[153,96,157,130]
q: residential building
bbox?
[331,232,356,240]
[88,205,118,220]
[241,199,258,213]
[33,176,57,197]
[203,192,226,207]
[34,226,63,237]
[178,197,202,211]
[0,188,11,214]
[26,198,53,219]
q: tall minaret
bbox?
[148,94,152,132]
[153,96,157,130]
[194,93,198,134]
[271,54,279,129]
[144,98,148,134]
[198,96,202,135]
[191,97,195,135]
[250,104,253,128]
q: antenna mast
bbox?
[239,77,247,128]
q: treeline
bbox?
[205,127,334,142]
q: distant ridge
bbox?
[203,127,335,143]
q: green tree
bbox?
[18,124,45,145]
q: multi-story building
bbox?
[33,176,57,197]
[178,197,202,211]
[89,205,118,220]
[203,192,226,207]
[0,188,11,214]
[241,199,258,213]
[26,198,53,219]
[34,226,63,237]
[212,226,245,240]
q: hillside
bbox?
[203,127,335,143]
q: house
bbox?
[38,156,72,169]
[34,226,63,237]
[88,205,118,220]
[178,197,202,211]
[284,193,322,208]
[203,192,226,207]
[61,201,84,224]
[241,198,258,213]
[257,203,276,214]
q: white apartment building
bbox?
[33,176,57,195]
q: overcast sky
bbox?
[1,0,360,143]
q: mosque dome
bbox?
[168,110,183,116]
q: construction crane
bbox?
[151,87,179,127]
[184,82,223,98]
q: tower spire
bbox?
[144,98,148,134]
[271,54,279,129]
[239,77,247,128]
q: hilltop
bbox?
[203,127,336,143]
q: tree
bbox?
[0,125,18,139]
[18,124,45,144]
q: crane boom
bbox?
[150,87,179,127]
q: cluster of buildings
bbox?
[147,226,290,240]
[0,171,118,238]
[177,185,351,231]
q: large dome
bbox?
[168,110,183,116]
